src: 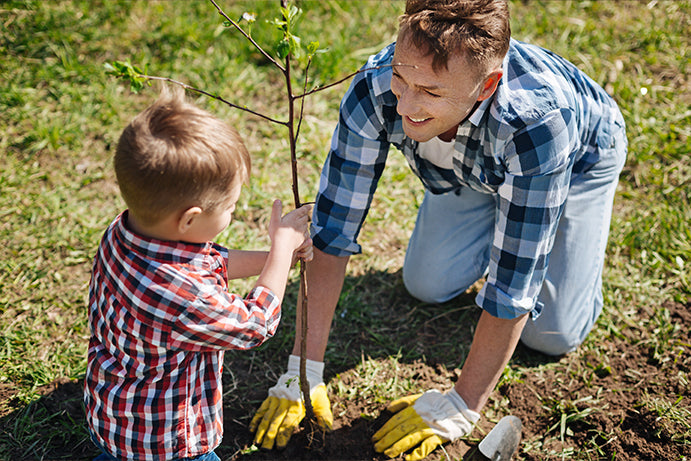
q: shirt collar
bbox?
[468,94,493,127]
[114,211,213,266]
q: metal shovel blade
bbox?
[478,415,522,460]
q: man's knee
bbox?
[520,331,581,356]
[520,312,598,356]
[402,265,477,304]
[403,266,439,303]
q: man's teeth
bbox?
[409,116,428,122]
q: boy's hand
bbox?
[269,200,313,253]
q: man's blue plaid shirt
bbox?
[312,39,625,319]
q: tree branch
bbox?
[135,74,287,126]
[209,0,286,72]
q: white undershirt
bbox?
[417,135,456,170]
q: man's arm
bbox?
[251,48,392,449]
[455,310,529,412]
[291,248,350,362]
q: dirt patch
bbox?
[503,322,690,459]
[503,300,691,461]
[232,361,479,461]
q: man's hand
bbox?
[249,355,333,449]
[372,389,480,461]
[292,233,314,265]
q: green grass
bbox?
[1,0,689,460]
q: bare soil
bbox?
[2,297,688,460]
[228,303,690,461]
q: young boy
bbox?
[84,86,312,461]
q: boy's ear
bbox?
[477,69,503,102]
[177,206,203,234]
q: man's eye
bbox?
[425,90,441,98]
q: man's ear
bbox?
[478,69,503,102]
[177,206,203,234]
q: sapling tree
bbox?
[106,0,356,437]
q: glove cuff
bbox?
[446,388,481,424]
[287,354,324,387]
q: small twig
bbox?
[282,50,301,208]
[294,63,416,99]
[275,0,317,425]
[298,262,315,420]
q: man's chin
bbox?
[402,121,453,143]
[402,128,435,143]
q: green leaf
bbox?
[288,34,301,57]
[104,60,148,93]
[307,40,319,56]
[272,11,288,32]
[287,5,301,26]
[276,38,291,59]
[275,3,302,34]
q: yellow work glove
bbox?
[372,389,480,461]
[249,355,333,449]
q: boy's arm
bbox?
[226,229,312,280]
[226,250,268,280]
[252,243,296,303]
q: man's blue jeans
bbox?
[402,123,627,356]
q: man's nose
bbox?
[395,87,418,117]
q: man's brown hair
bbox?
[114,86,250,226]
[399,0,511,73]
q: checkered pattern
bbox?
[313,39,624,319]
[84,212,281,460]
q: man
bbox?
[250,0,627,459]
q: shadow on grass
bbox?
[0,268,561,461]
[0,378,95,461]
[243,267,561,380]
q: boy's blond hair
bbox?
[114,86,250,226]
